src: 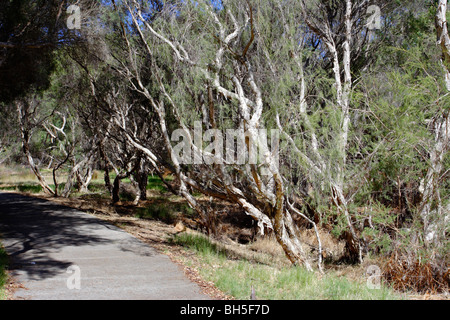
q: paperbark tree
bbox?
[108,0,324,270]
[293,0,376,262]
[418,0,450,246]
[16,97,56,196]
[16,93,99,198]
[104,0,392,269]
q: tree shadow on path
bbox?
[0,192,121,281]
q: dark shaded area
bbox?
[0,0,66,103]
[0,192,115,280]
[0,192,210,300]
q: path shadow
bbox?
[0,192,138,280]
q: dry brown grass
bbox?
[384,254,449,294]
[0,165,37,184]
[248,235,286,259]
[300,228,346,262]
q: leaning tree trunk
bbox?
[273,208,313,271]
[22,135,55,196]
[16,101,55,196]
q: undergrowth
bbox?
[169,233,403,300]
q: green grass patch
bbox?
[135,203,175,222]
[0,183,44,193]
[87,182,106,193]
[169,232,229,258]
[0,243,9,300]
[0,186,16,191]
[147,175,168,192]
[17,184,43,193]
[169,233,403,300]
[135,200,195,223]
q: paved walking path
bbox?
[0,192,210,300]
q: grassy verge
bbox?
[0,164,172,201]
[169,233,403,300]
[0,243,9,300]
[0,184,44,193]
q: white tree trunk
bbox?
[118,0,315,267]
[419,0,450,245]
[16,100,55,196]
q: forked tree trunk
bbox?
[16,101,55,196]
[75,161,94,193]
[23,137,55,196]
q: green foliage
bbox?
[0,0,84,103]
[358,42,448,208]
[0,243,9,299]
[147,175,168,192]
